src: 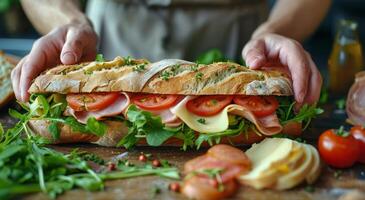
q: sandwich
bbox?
[21,56,321,150]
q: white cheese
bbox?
[170,96,229,133]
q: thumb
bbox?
[60,29,86,65]
[242,39,267,69]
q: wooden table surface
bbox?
[1,103,365,200]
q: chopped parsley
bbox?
[133,64,146,72]
[160,71,172,81]
[197,118,206,124]
[190,64,199,72]
[195,72,203,80]
[123,56,133,65]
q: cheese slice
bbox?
[274,142,313,190]
[239,138,294,189]
[170,96,229,133]
[306,145,321,184]
[170,96,282,134]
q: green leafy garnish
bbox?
[195,120,249,149]
[95,54,105,62]
[195,72,203,80]
[133,64,146,72]
[335,98,346,110]
[118,105,176,148]
[197,118,206,124]
[196,49,226,64]
[160,71,172,81]
[276,97,323,130]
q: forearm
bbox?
[253,0,331,42]
[21,0,89,34]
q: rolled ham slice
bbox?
[182,144,251,200]
[347,71,365,125]
[66,92,130,124]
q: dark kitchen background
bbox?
[1,0,364,86]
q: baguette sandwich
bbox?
[23,56,320,149]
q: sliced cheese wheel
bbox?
[306,145,322,184]
[239,138,294,189]
[274,142,313,190]
[170,96,282,135]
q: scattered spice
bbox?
[139,154,148,162]
[152,159,161,167]
[169,182,181,193]
[106,162,116,171]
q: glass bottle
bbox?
[328,19,364,97]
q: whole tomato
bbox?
[318,127,360,168]
[350,126,365,163]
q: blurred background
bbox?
[1,0,364,89]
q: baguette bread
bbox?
[0,51,17,108]
[29,119,301,147]
[29,56,293,96]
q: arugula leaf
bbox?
[276,97,323,130]
[48,121,60,140]
[86,117,107,137]
[119,105,177,148]
[195,119,249,149]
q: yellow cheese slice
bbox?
[274,142,313,190]
[239,138,295,189]
[170,96,229,133]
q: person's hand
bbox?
[242,33,322,108]
[11,21,98,102]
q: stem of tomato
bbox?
[335,126,350,137]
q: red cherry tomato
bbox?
[186,96,233,117]
[350,125,365,163]
[233,96,279,117]
[66,92,120,111]
[132,94,180,111]
[318,127,360,168]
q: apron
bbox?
[86,0,268,61]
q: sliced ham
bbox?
[66,93,130,124]
[347,71,365,125]
[182,144,251,200]
[228,105,282,135]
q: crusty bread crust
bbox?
[29,57,293,96]
[28,119,301,147]
[0,52,18,108]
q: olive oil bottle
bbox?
[328,19,364,97]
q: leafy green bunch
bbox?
[0,94,180,199]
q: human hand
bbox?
[242,33,322,108]
[11,21,98,102]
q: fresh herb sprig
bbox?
[276,97,323,130]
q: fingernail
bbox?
[62,52,77,64]
[249,56,263,67]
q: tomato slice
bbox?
[233,96,278,117]
[186,96,233,117]
[66,92,120,111]
[132,94,180,110]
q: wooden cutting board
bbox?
[0,104,363,200]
